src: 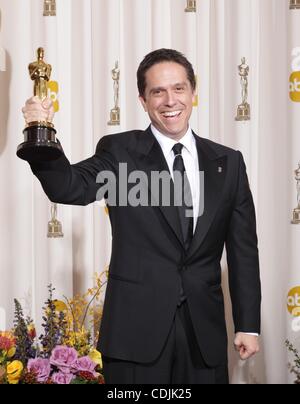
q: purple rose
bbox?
[50,346,78,373]
[72,356,97,376]
[27,358,51,383]
[52,372,74,385]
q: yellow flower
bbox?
[7,347,16,359]
[89,349,103,368]
[7,361,23,385]
[53,300,68,312]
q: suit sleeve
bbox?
[226,151,261,334]
[29,136,117,206]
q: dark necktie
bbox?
[172,143,194,251]
[172,143,194,307]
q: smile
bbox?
[161,111,182,119]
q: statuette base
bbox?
[235,103,250,121]
[108,108,120,126]
[17,124,63,162]
[291,208,300,225]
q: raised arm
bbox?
[22,97,117,206]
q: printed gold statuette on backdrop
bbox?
[185,0,196,12]
[291,163,300,225]
[235,57,251,121]
[290,0,300,10]
[48,203,63,238]
[43,0,56,16]
[108,61,120,126]
[17,47,63,162]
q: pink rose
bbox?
[27,358,51,383]
[52,372,74,385]
[50,346,78,373]
[72,356,97,376]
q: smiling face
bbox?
[139,62,196,141]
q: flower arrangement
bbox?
[0,272,107,385]
[286,340,300,385]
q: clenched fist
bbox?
[234,333,260,361]
[22,96,55,125]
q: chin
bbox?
[167,128,185,137]
[167,132,185,140]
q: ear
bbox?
[139,95,148,112]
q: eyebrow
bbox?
[150,86,165,94]
[149,82,188,94]
[174,82,188,88]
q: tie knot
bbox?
[172,143,184,156]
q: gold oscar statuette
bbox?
[17,47,63,162]
[235,57,251,121]
[43,0,56,16]
[108,61,120,126]
[291,163,300,225]
[185,0,196,12]
[47,203,63,238]
[290,0,300,10]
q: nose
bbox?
[164,90,176,107]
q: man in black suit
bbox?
[22,49,261,384]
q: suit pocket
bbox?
[108,273,141,285]
[108,246,142,284]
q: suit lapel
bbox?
[127,127,185,250]
[187,134,227,259]
[127,127,228,257]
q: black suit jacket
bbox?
[29,126,261,367]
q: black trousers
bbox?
[103,301,229,384]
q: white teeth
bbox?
[162,111,181,118]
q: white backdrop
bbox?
[0,0,300,384]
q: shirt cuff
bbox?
[240,332,259,336]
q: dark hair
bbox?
[137,48,196,99]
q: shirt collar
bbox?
[151,124,195,158]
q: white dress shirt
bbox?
[151,125,259,338]
[151,125,199,234]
